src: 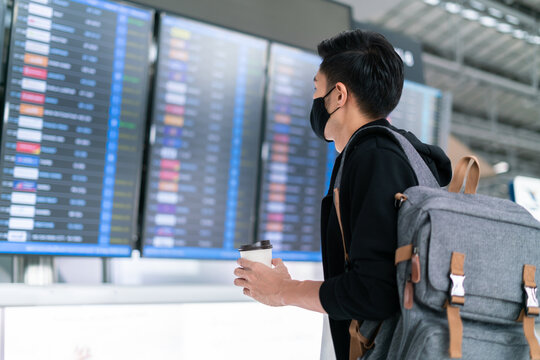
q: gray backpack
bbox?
[333,125,540,360]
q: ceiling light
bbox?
[493,162,509,175]
[496,23,513,33]
[488,7,504,18]
[526,35,540,45]
[513,29,526,39]
[470,0,486,11]
[462,9,480,21]
[505,15,520,25]
[445,2,462,14]
[479,16,497,27]
[423,0,440,5]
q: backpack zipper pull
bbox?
[411,247,421,284]
[394,193,408,209]
[404,276,414,310]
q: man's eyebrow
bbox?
[313,76,317,81]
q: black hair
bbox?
[317,29,404,120]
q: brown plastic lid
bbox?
[238,240,272,251]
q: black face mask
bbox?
[309,86,340,142]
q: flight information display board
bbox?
[388,80,445,145]
[141,14,268,259]
[0,0,153,256]
[257,43,335,261]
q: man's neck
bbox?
[334,113,374,153]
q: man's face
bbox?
[312,69,340,143]
[313,69,329,99]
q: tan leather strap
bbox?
[335,189,382,359]
[523,312,540,360]
[445,252,466,358]
[451,296,465,306]
[448,156,480,194]
[529,307,540,316]
[517,309,540,360]
[349,320,363,360]
[404,281,414,310]
[333,188,350,264]
[349,320,383,360]
[518,265,540,360]
[395,245,420,284]
[445,300,463,359]
[451,252,465,276]
[396,244,420,310]
[411,252,421,284]
[524,264,537,288]
[395,244,413,265]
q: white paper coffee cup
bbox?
[238,240,273,268]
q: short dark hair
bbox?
[317,29,404,120]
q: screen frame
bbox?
[256,41,328,263]
[138,11,270,260]
[0,0,7,85]
[0,0,155,257]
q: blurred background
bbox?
[0,0,538,359]
[344,0,540,199]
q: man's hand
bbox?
[233,258,292,307]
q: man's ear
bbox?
[335,82,348,107]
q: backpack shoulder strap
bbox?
[333,125,440,264]
[332,125,439,360]
[335,125,440,195]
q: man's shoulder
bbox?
[347,132,409,166]
[345,123,409,154]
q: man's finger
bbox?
[233,267,249,279]
[237,257,255,269]
[234,278,249,288]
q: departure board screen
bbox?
[389,80,444,145]
[257,43,335,262]
[0,0,153,256]
[141,14,267,259]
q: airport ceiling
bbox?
[337,0,540,176]
[507,0,540,14]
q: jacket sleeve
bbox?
[319,145,417,321]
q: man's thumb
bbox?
[272,258,284,268]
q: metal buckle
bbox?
[524,286,539,316]
[394,194,407,209]
[450,274,466,298]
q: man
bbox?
[233,29,452,359]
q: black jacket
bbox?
[318,119,452,360]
